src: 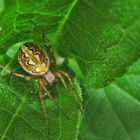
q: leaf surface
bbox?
[0,0,82,140]
[1,0,140,88]
[57,0,140,88]
[0,75,81,140]
[0,0,140,139]
[79,58,140,140]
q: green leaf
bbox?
[0,0,82,139]
[0,0,4,14]
[1,0,140,88]
[57,0,140,88]
[79,58,140,140]
[1,0,140,139]
[0,75,82,140]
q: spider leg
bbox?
[38,81,50,135]
[0,65,34,81]
[48,47,56,67]
[39,79,69,120]
[42,36,56,66]
[54,71,83,112]
[28,20,56,66]
[38,82,48,123]
[54,72,71,96]
[12,72,34,81]
[55,70,82,102]
[43,41,56,67]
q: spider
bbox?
[0,23,82,131]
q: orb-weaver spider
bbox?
[0,23,82,132]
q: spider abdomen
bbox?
[18,43,50,76]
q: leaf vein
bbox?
[112,83,140,106]
[52,0,78,45]
[104,88,132,140]
[0,95,26,140]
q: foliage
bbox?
[79,59,140,140]
[0,0,140,140]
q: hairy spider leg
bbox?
[0,65,52,134]
[0,65,34,81]
[56,70,82,103]
[55,72,71,96]
[38,82,48,122]
[39,79,69,120]
[28,20,56,66]
[38,82,51,135]
[54,71,83,112]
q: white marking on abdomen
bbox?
[35,67,40,72]
[28,59,36,65]
[34,54,40,62]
